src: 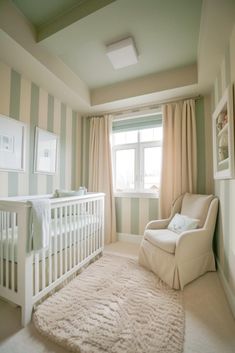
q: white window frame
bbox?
[112,130,162,196]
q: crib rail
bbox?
[0,192,105,325]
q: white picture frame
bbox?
[212,85,234,179]
[0,114,26,172]
[34,127,58,175]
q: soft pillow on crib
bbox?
[54,189,84,198]
[167,213,199,234]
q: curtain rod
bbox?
[86,94,201,119]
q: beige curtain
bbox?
[159,99,197,218]
[88,115,116,244]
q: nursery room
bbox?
[0,0,235,352]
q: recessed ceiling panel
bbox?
[13,0,202,90]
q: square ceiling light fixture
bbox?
[106,37,138,69]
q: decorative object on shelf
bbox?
[212,85,234,179]
[34,127,58,175]
[218,133,228,161]
[0,114,26,172]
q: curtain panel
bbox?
[159,99,197,218]
[88,115,116,244]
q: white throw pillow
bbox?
[168,213,199,234]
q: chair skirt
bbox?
[138,238,216,289]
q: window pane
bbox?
[113,130,138,145]
[115,149,135,190]
[144,146,162,191]
[140,127,163,142]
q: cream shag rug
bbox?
[33,255,185,353]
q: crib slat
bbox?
[87,202,89,256]
[59,207,63,277]
[78,203,82,263]
[34,253,39,295]
[69,205,72,271]
[92,201,95,253]
[5,212,9,289]
[79,203,82,263]
[90,202,93,255]
[83,202,87,260]
[0,212,3,286]
[41,249,46,290]
[73,204,76,267]
[95,200,97,252]
[98,199,101,248]
[99,201,102,248]
[48,219,52,285]
[11,213,15,291]
[53,208,58,281]
[95,200,98,251]
[64,205,68,273]
[97,200,99,249]
[93,201,95,253]
[88,203,91,255]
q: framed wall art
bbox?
[34,127,58,175]
[0,114,26,172]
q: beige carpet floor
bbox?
[33,254,184,353]
[0,242,235,353]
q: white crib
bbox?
[0,192,104,326]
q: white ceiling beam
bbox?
[37,0,117,42]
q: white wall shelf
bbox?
[212,86,234,179]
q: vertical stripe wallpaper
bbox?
[196,98,206,194]
[0,60,79,197]
[46,94,54,194]
[8,70,21,196]
[212,29,235,309]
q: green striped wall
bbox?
[0,60,79,197]
[115,197,159,236]
[196,98,206,194]
[212,30,235,308]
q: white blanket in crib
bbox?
[28,199,50,251]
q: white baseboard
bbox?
[117,233,143,244]
[216,258,235,318]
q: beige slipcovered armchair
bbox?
[138,193,218,289]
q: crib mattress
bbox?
[0,214,100,262]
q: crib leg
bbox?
[21,302,33,327]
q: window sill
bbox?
[114,192,159,199]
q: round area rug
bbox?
[33,254,185,353]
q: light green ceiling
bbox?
[12,0,202,90]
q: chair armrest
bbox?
[146,218,171,230]
[175,228,212,260]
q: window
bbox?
[112,114,162,195]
